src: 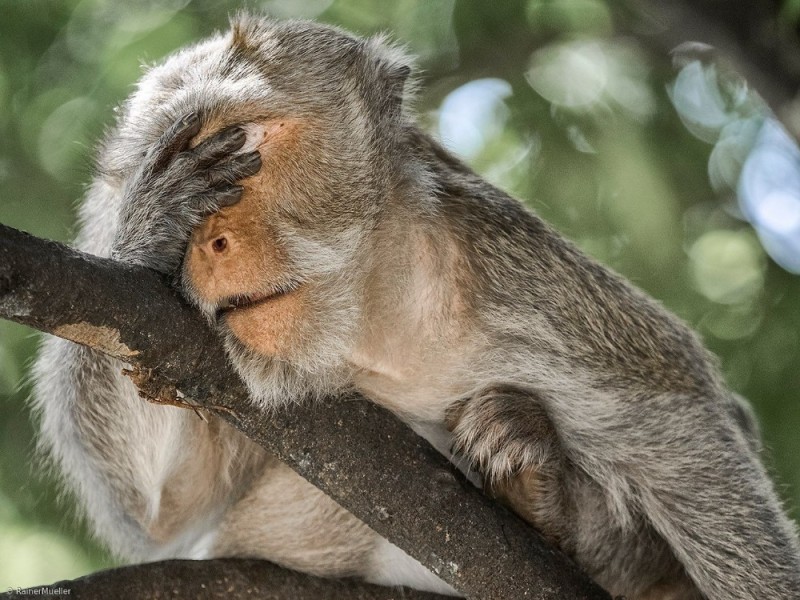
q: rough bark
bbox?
[0,222,610,600]
[0,559,449,600]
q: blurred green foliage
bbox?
[1,0,798,590]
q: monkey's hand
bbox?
[446,385,574,546]
[111,112,262,274]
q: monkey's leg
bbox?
[445,385,574,548]
[617,397,800,600]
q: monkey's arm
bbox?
[445,372,800,599]
[446,384,698,599]
[31,153,271,559]
[33,336,269,560]
[446,382,789,598]
[31,114,271,559]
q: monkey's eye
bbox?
[212,237,228,253]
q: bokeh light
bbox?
[438,78,513,160]
[527,39,655,119]
[739,119,800,274]
[671,59,800,275]
[689,229,766,304]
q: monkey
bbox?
[32,14,800,600]
[31,24,456,600]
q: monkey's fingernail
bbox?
[208,127,246,154]
[242,151,262,170]
[217,184,243,206]
[222,126,246,142]
[180,112,201,133]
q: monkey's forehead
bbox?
[117,36,273,158]
[139,41,272,115]
[100,20,357,176]
[96,16,412,177]
[119,17,367,136]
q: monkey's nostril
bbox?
[211,236,228,253]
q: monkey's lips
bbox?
[214,283,300,320]
[215,292,279,320]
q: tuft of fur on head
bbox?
[226,12,418,130]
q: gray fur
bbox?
[32,14,799,600]
[31,17,457,595]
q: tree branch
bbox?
[0,558,450,600]
[0,223,610,599]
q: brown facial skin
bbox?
[186,117,308,359]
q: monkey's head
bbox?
[105,15,415,403]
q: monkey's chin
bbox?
[217,286,306,358]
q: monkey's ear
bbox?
[382,62,411,107]
[229,12,268,56]
[360,36,414,119]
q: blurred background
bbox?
[1,0,799,590]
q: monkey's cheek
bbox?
[222,290,305,358]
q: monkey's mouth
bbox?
[215,292,274,318]
[214,281,300,320]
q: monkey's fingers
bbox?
[446,387,560,485]
[205,151,262,186]
[192,125,247,166]
[149,112,202,173]
[192,183,244,213]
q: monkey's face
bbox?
[113,17,409,373]
[181,112,368,374]
[181,118,313,360]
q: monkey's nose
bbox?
[211,236,228,254]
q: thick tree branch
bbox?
[0,559,451,600]
[0,223,610,599]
